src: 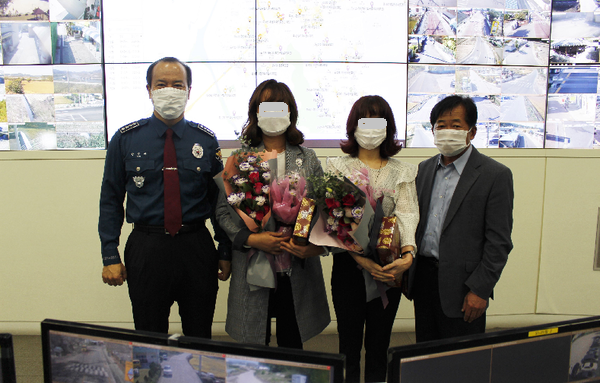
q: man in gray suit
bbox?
[407,95,514,342]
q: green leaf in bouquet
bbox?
[240,183,252,192]
[307,171,347,207]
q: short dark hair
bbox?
[241,79,304,147]
[430,95,478,128]
[146,57,192,88]
[340,95,402,159]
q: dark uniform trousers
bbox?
[332,252,402,383]
[124,223,219,338]
[413,256,486,343]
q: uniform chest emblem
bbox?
[192,143,203,159]
[133,176,145,188]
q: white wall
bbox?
[1,148,599,335]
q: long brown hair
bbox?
[241,79,304,147]
[340,95,402,159]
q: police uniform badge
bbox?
[133,176,145,188]
[192,143,203,158]
[215,148,223,164]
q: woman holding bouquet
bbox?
[327,95,419,383]
[215,79,330,348]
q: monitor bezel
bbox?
[0,334,16,383]
[387,315,600,383]
[41,318,173,383]
[177,335,345,383]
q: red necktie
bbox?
[164,128,182,236]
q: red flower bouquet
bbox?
[307,172,373,253]
[220,148,277,231]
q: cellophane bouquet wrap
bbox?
[270,172,307,273]
[326,166,403,281]
[213,148,279,291]
[347,167,378,211]
[308,171,374,253]
[347,167,404,274]
[349,168,405,295]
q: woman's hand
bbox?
[349,252,395,283]
[381,254,412,284]
[382,246,414,284]
[280,240,325,259]
[246,232,286,254]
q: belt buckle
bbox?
[166,224,185,235]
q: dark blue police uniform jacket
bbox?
[98,114,231,266]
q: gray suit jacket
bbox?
[407,147,514,318]
[216,143,331,344]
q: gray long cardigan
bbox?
[216,142,331,344]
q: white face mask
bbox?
[151,87,188,120]
[354,117,388,150]
[355,128,387,150]
[434,128,471,157]
[257,112,291,137]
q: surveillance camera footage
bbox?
[1,0,600,150]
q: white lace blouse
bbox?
[326,156,419,250]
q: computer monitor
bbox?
[388,316,600,383]
[41,319,174,383]
[42,319,344,383]
[0,334,16,383]
[176,335,345,383]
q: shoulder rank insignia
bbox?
[119,119,149,134]
[191,122,215,138]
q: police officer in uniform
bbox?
[99,57,231,338]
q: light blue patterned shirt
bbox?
[420,145,473,259]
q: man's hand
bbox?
[102,263,127,286]
[246,231,286,254]
[280,240,324,259]
[349,252,394,283]
[462,291,488,323]
[218,260,231,281]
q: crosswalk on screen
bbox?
[2,0,600,150]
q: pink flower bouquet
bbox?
[269,172,308,273]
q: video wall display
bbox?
[2,0,600,150]
[0,0,103,151]
[101,0,408,144]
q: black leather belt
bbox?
[420,256,439,268]
[133,223,204,235]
